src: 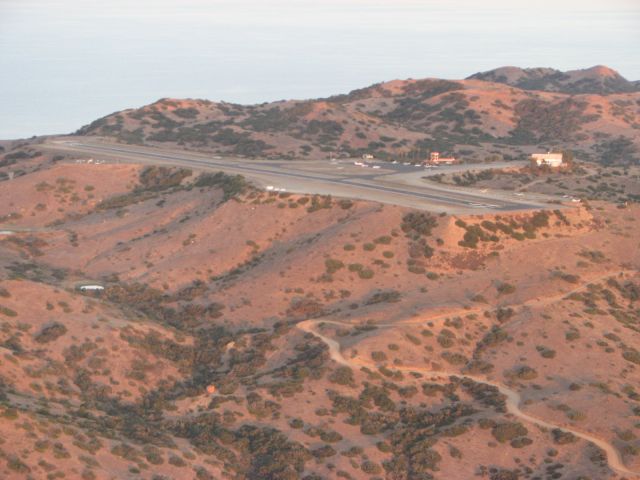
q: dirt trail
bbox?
[298,271,639,478]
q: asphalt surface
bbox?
[43,139,549,213]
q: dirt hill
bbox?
[467,65,640,95]
[74,66,640,165]
[0,161,639,479]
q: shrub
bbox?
[0,305,17,317]
[307,194,333,212]
[329,366,355,386]
[320,430,343,443]
[536,345,556,358]
[496,307,514,322]
[7,456,31,473]
[407,261,426,275]
[371,351,387,362]
[194,172,248,200]
[173,107,199,119]
[361,460,382,474]
[441,351,467,365]
[552,271,580,284]
[510,365,537,380]
[140,166,192,191]
[552,429,577,445]
[496,282,516,295]
[492,422,528,443]
[565,329,580,341]
[312,445,336,458]
[289,418,304,429]
[437,329,456,348]
[325,258,345,274]
[401,212,438,236]
[358,268,374,279]
[144,446,164,465]
[623,349,640,365]
[168,455,187,467]
[365,290,401,304]
[34,322,68,343]
[374,236,392,245]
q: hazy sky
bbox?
[1,0,638,138]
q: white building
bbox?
[77,285,105,292]
[531,153,563,168]
[425,152,457,165]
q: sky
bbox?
[0,0,639,139]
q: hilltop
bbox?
[467,65,640,95]
[75,66,640,165]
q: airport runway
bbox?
[43,139,550,213]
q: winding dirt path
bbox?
[298,273,639,478]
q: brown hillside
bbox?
[0,162,639,478]
[74,67,640,165]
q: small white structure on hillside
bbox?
[426,152,457,165]
[531,152,563,168]
[77,284,105,292]
[362,154,374,160]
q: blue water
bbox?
[1,0,638,139]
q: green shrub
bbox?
[496,282,516,295]
[437,329,456,348]
[361,460,382,474]
[371,351,387,362]
[289,418,304,429]
[402,212,438,236]
[312,445,336,458]
[374,236,392,245]
[365,290,401,304]
[168,455,187,467]
[536,345,556,358]
[329,366,355,386]
[565,329,580,341]
[34,322,67,343]
[7,456,30,473]
[0,305,17,317]
[194,172,248,200]
[492,422,528,443]
[441,351,467,365]
[552,429,577,445]
[511,365,538,380]
[140,166,192,191]
[358,268,374,279]
[623,349,640,365]
[325,258,345,274]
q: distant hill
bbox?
[77,66,640,165]
[467,65,640,95]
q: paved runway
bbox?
[43,139,549,213]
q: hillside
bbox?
[0,159,639,479]
[75,67,640,166]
